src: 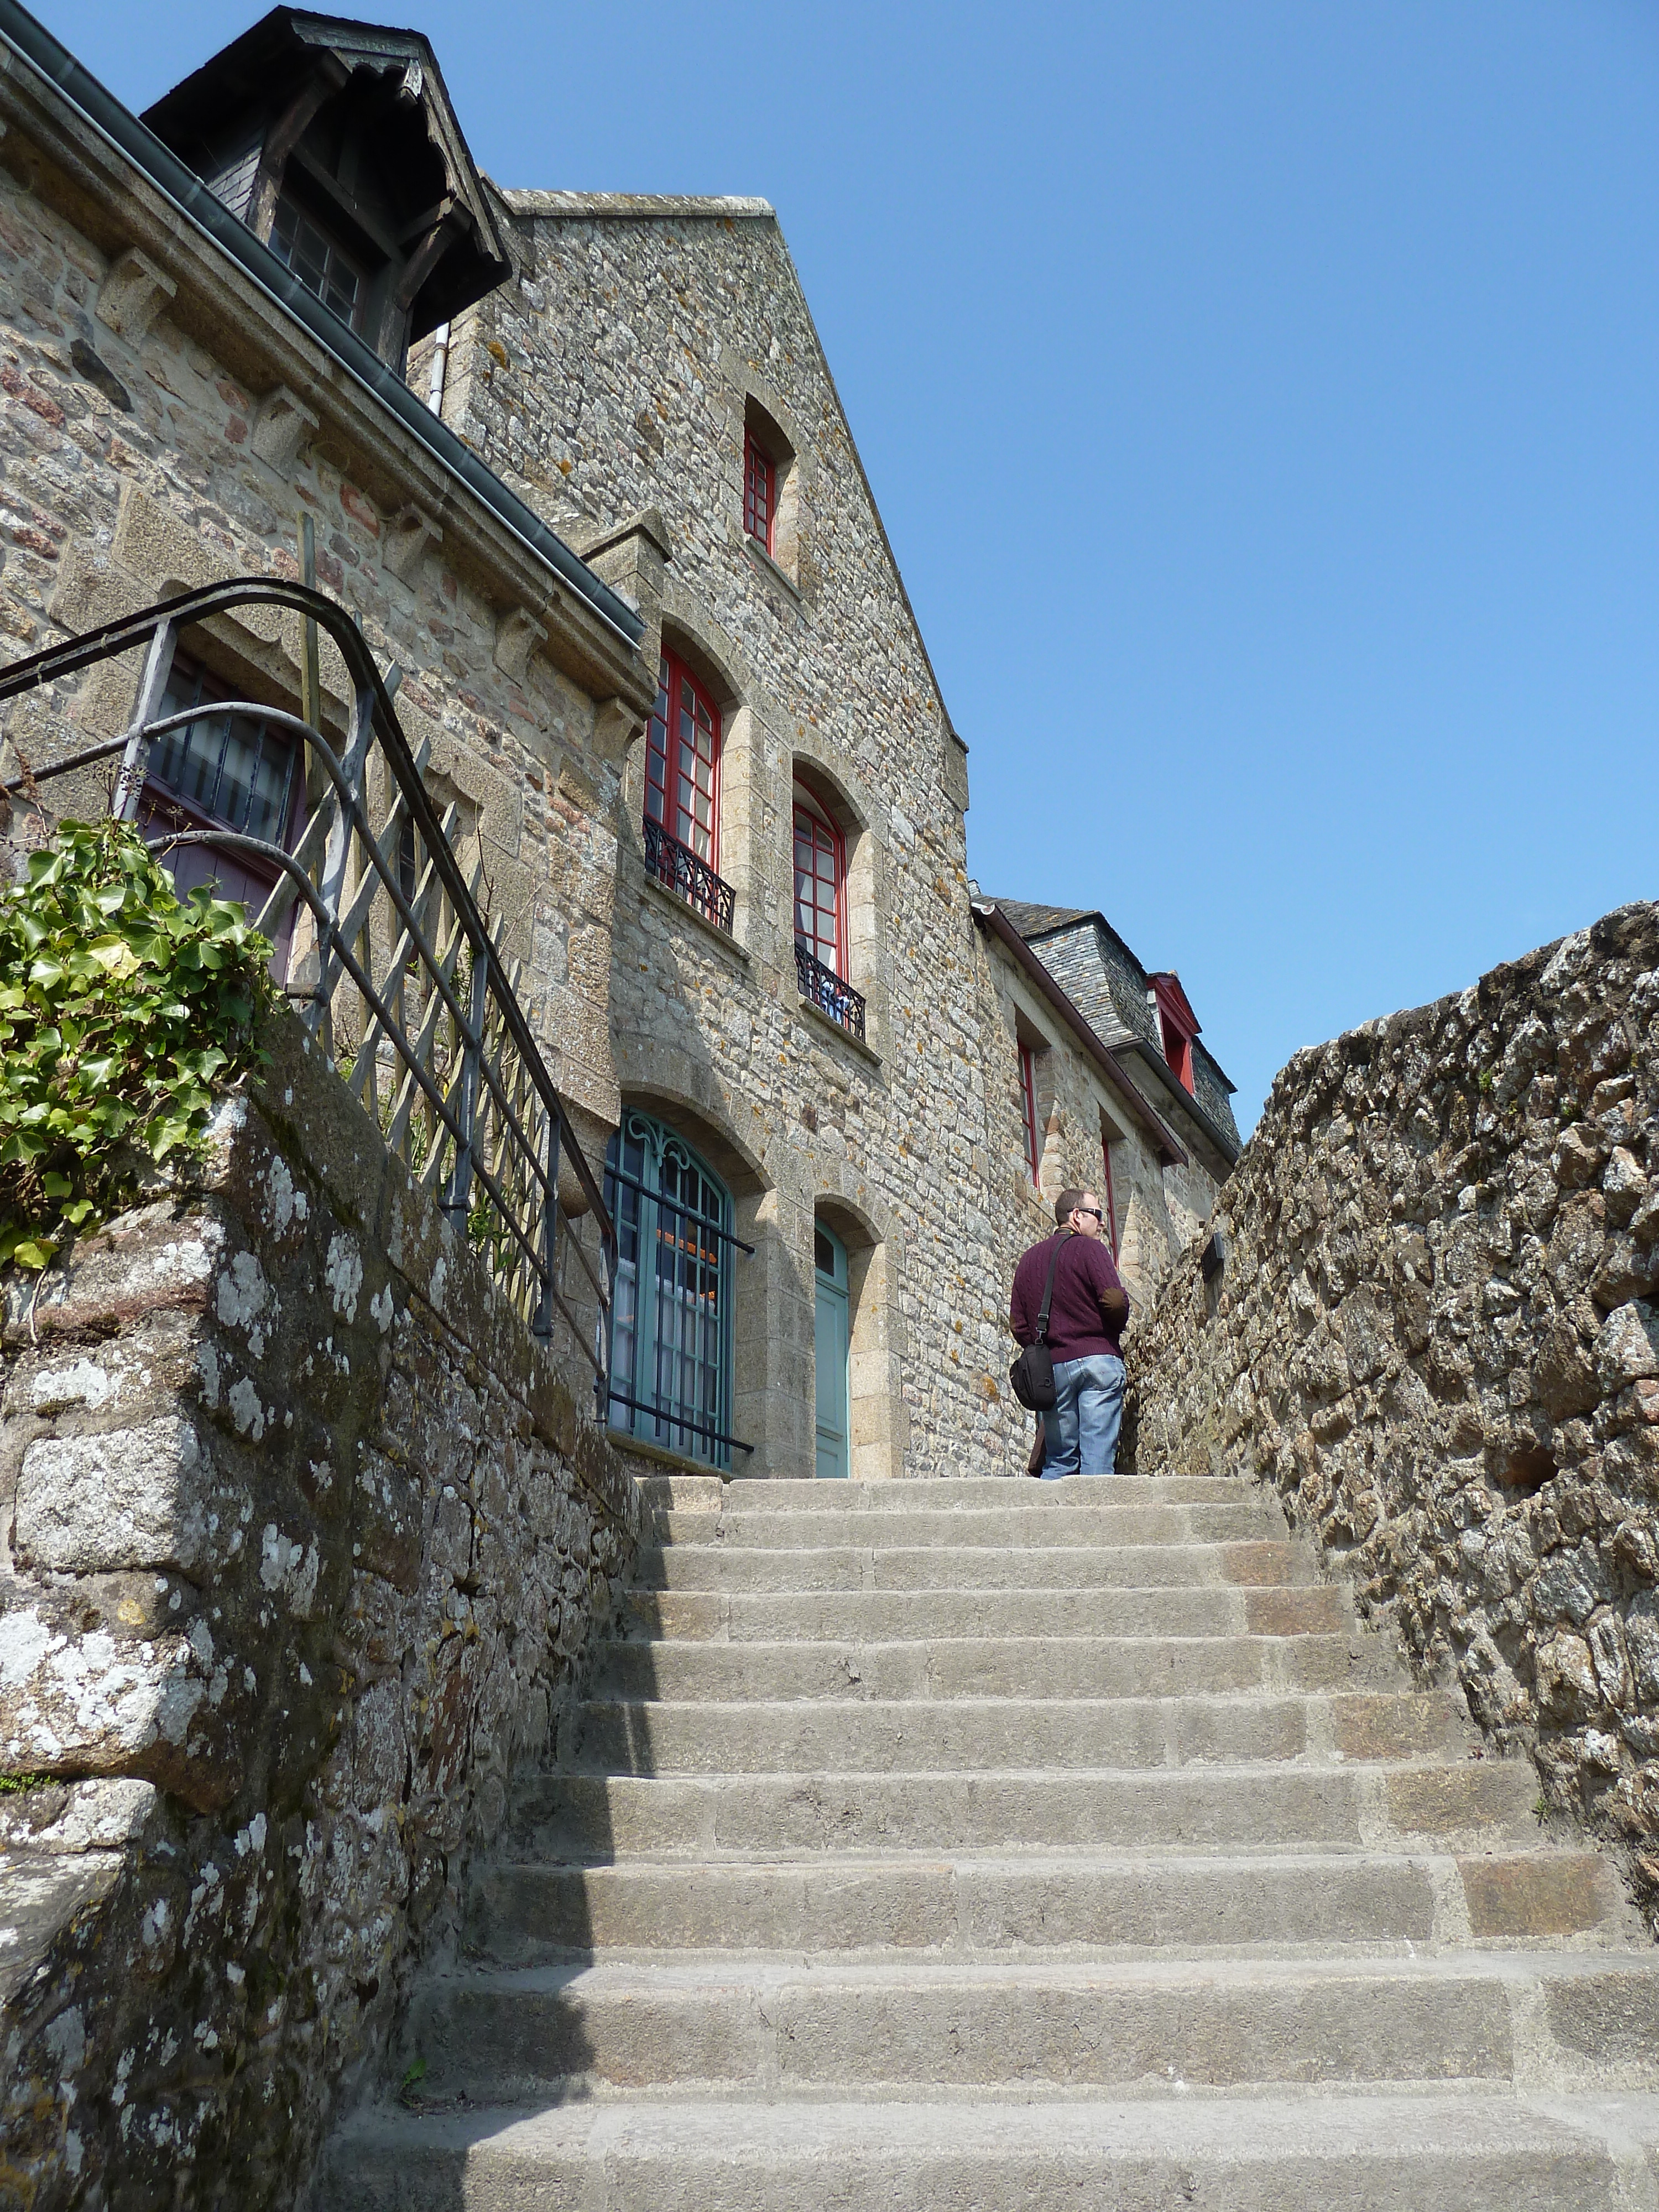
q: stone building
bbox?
[0,1,1237,1484]
[972,894,1238,1317]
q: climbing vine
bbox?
[0,818,274,1272]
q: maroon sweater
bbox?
[1010,1230,1126,1362]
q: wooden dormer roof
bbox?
[143,10,511,364]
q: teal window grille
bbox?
[604,1109,740,1468]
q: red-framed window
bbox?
[645,650,721,865]
[792,782,847,977]
[1101,1139,1119,1256]
[1150,972,1199,1097]
[1019,1044,1041,1184]
[744,429,775,556]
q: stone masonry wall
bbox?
[1133,902,1659,1917]
[0,75,650,1140]
[0,1011,638,2209]
[445,198,1020,1479]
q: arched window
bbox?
[793,781,846,977]
[644,650,729,928]
[646,650,721,865]
[604,1109,735,1469]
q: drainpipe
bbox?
[427,321,451,418]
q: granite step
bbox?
[321,2088,1659,2211]
[640,1538,1318,1593]
[651,1502,1280,1548]
[406,1950,1659,2102]
[622,1580,1352,1642]
[568,1689,1473,1776]
[510,1759,1545,1861]
[593,1631,1396,1703]
[466,1846,1629,1962]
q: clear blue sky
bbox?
[51,0,1659,1132]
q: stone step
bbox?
[404,1952,1659,2105]
[623,1580,1351,1644]
[467,1847,1626,1962]
[568,1689,1472,1776]
[641,1538,1317,1593]
[638,1473,1256,1513]
[595,1632,1397,1703]
[652,1503,1279,1548]
[509,1759,1543,1861]
[320,2090,1659,2212]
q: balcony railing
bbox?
[643,816,735,934]
[0,578,615,1408]
[795,940,867,1042]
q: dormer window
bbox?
[143,13,512,375]
[270,195,363,330]
[1149,972,1201,1096]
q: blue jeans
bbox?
[1041,1354,1126,1478]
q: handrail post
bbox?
[441,937,490,1232]
[534,1109,562,1343]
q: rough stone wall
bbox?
[0,1013,638,2208]
[446,197,1016,1479]
[1133,902,1659,1908]
[0,81,646,1136]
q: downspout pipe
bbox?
[0,0,643,653]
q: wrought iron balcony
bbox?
[643,815,735,935]
[795,939,867,1042]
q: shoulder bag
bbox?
[1009,1231,1071,1412]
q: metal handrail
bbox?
[0,577,617,1405]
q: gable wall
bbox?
[447,201,1018,1477]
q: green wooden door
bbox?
[814,1222,850,1480]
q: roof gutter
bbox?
[0,0,644,653]
[972,900,1188,1168]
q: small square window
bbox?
[271,196,363,330]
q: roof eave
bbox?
[973,902,1188,1168]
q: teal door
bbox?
[814,1223,851,1479]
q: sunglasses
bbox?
[1075,1207,1104,1221]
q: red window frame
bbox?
[1019,1044,1041,1185]
[792,783,847,978]
[1150,973,1199,1097]
[645,650,721,867]
[744,429,775,556]
[1101,1139,1118,1256]
[1160,1013,1194,1094]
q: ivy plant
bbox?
[0,818,274,1272]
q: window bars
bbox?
[795,938,867,1042]
[0,577,615,1410]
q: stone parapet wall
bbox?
[0,1012,638,2208]
[1133,902,1659,1907]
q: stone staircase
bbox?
[321,1473,1659,2208]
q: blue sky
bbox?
[51,0,1659,1131]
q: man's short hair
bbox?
[1055,1189,1085,1227]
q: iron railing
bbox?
[795,940,867,1042]
[0,578,616,1407]
[643,815,735,934]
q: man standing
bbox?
[1010,1189,1130,1478]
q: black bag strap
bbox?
[1032,1229,1072,1345]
